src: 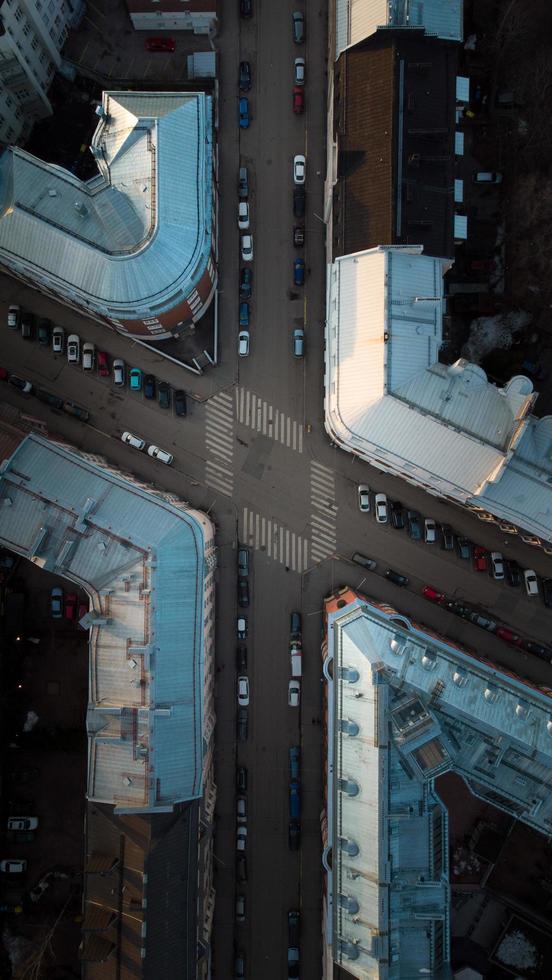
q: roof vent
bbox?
[483,684,499,704]
[339,667,359,683]
[48,189,57,198]
[338,940,360,961]
[452,667,468,686]
[339,719,359,736]
[515,701,529,720]
[339,894,360,914]
[547,720,552,735]
[338,778,360,798]
[338,837,359,857]
[390,636,406,656]
[74,201,88,217]
[95,105,108,120]
[421,652,437,671]
[122,776,133,787]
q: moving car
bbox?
[424,518,437,543]
[524,569,539,596]
[67,334,80,363]
[237,677,249,708]
[294,57,305,84]
[174,390,187,417]
[237,616,248,639]
[239,302,250,327]
[144,374,156,399]
[374,493,388,524]
[490,551,505,579]
[292,328,304,357]
[288,679,300,707]
[241,235,253,261]
[121,431,146,451]
[145,36,175,52]
[37,318,51,346]
[158,382,171,409]
[82,342,95,370]
[238,201,250,230]
[147,445,173,465]
[129,367,142,391]
[238,330,250,357]
[407,510,422,539]
[239,60,251,91]
[293,187,305,217]
[7,304,20,329]
[351,552,376,570]
[357,484,370,512]
[473,545,487,572]
[293,257,305,285]
[292,10,305,42]
[97,350,109,376]
[385,569,409,587]
[52,326,64,353]
[50,586,64,618]
[113,358,125,385]
[239,97,250,129]
[293,86,304,114]
[7,816,38,832]
[240,267,252,298]
[293,154,306,184]
[391,501,405,530]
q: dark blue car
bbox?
[239,302,250,327]
[289,781,300,819]
[240,267,252,299]
[293,257,305,286]
[239,97,250,129]
[289,746,300,780]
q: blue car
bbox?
[293,257,305,286]
[289,781,300,820]
[240,267,252,299]
[289,746,300,781]
[239,97,250,129]
[239,302,249,327]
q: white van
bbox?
[290,642,302,677]
[524,569,539,596]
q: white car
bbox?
[490,551,505,580]
[238,330,250,357]
[121,431,146,451]
[67,334,80,363]
[113,358,125,385]
[236,895,246,922]
[52,326,64,353]
[288,679,300,707]
[294,57,305,85]
[293,154,306,185]
[236,796,247,823]
[238,201,250,230]
[147,445,174,466]
[236,826,247,851]
[424,518,437,543]
[374,493,388,524]
[241,234,253,261]
[0,859,27,873]
[358,484,370,513]
[7,304,20,329]
[82,341,95,370]
[237,675,250,707]
[7,816,38,831]
[524,569,539,596]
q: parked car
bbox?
[374,493,388,524]
[292,10,305,42]
[440,524,454,550]
[423,585,446,604]
[289,781,300,819]
[293,257,305,285]
[51,325,64,352]
[456,537,471,560]
[236,645,247,672]
[238,330,250,357]
[293,154,306,184]
[505,559,521,587]
[473,171,502,184]
[238,201,250,230]
[424,518,437,543]
[237,616,247,639]
[236,766,247,792]
[129,367,142,391]
[34,389,63,410]
[237,796,247,824]
[239,60,251,91]
[240,0,252,17]
[289,746,300,780]
[67,334,80,363]
[236,895,246,923]
[145,36,175,52]
[240,267,252,298]
[8,375,32,394]
[7,817,38,831]
[7,304,20,330]
[37,318,51,346]
[351,552,376,570]
[158,382,171,409]
[542,578,552,608]
[497,626,521,645]
[293,86,304,114]
[391,501,405,530]
[473,545,488,572]
[293,187,305,217]
[524,569,539,596]
[82,342,95,370]
[239,302,250,327]
[113,358,125,385]
[236,855,247,883]
[0,860,27,874]
[357,485,370,512]
[288,944,300,979]
[64,593,77,620]
[288,820,300,850]
[288,679,300,707]
[237,707,248,742]
[238,579,250,608]
[239,97,250,129]
[522,640,552,660]
[144,374,156,399]
[385,569,408,587]
[294,57,305,85]
[147,445,173,465]
[238,166,249,198]
[121,431,146,451]
[292,328,304,357]
[290,610,301,639]
[288,909,300,945]
[406,510,422,540]
[293,226,305,247]
[469,611,497,632]
[50,586,63,618]
[62,400,89,422]
[97,350,109,376]
[236,826,247,851]
[490,551,505,580]
[238,547,250,577]
[241,235,253,261]
[174,390,187,417]
[21,313,34,339]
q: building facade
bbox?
[0,0,85,146]
[125,0,216,35]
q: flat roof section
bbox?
[335,0,464,59]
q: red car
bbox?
[422,585,446,604]
[497,626,521,645]
[145,37,175,53]
[473,546,487,572]
[293,86,304,114]
[64,593,77,620]
[97,351,109,377]
[0,367,8,381]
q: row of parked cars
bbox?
[50,587,87,624]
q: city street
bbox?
[1,1,552,978]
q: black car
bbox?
[456,537,471,560]
[240,0,252,17]
[292,10,305,43]
[288,820,300,850]
[240,267,252,298]
[37,318,51,346]
[440,524,454,550]
[351,552,376,570]
[523,640,552,661]
[293,226,305,247]
[21,313,34,339]
[391,502,405,530]
[238,579,250,608]
[406,510,422,539]
[293,186,305,218]
[288,910,300,945]
[144,374,156,399]
[8,375,32,394]
[236,856,248,883]
[505,560,521,587]
[236,766,248,792]
[236,645,247,672]
[239,60,251,91]
[237,706,248,741]
[238,546,249,577]
[158,382,171,410]
[174,390,187,417]
[385,569,409,587]
[34,388,64,410]
[542,578,552,609]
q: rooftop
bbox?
[335,0,464,58]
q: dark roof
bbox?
[333,31,458,259]
[82,801,199,980]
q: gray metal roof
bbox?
[0,433,215,811]
[335,0,463,58]
[0,91,213,320]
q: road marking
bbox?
[310,461,337,562]
[205,391,234,496]
[236,387,304,453]
[241,507,309,572]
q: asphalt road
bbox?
[1,1,552,978]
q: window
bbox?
[31,37,38,50]
[14,8,23,22]
[22,22,31,37]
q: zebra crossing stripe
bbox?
[235,387,304,453]
[241,507,309,572]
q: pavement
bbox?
[1,0,552,977]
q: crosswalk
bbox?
[235,387,304,453]
[310,461,337,562]
[241,507,309,573]
[205,391,235,496]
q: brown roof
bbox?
[333,32,458,259]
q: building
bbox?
[324,245,552,549]
[0,89,217,339]
[0,0,85,146]
[335,0,463,60]
[0,421,216,975]
[322,586,552,979]
[125,0,216,35]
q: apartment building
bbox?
[125,0,216,35]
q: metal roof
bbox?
[0,91,213,320]
[335,0,463,58]
[0,433,215,812]
[324,591,552,977]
